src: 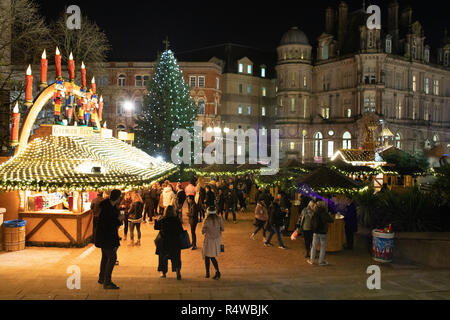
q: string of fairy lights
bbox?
[0,133,177,192]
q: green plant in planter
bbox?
[353,187,383,229]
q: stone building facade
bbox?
[275,1,450,163]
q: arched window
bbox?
[117,124,126,131]
[197,99,205,115]
[116,97,125,115]
[314,132,323,158]
[343,132,352,149]
[134,99,143,114]
[433,134,439,144]
[395,133,401,149]
[118,74,126,87]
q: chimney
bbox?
[338,2,348,47]
[326,7,335,35]
[401,6,412,30]
[388,0,399,33]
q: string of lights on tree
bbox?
[134,50,197,159]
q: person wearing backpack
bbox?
[307,200,335,266]
[297,200,315,258]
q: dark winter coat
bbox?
[205,190,216,208]
[187,201,200,225]
[176,190,186,210]
[216,192,225,211]
[225,189,238,210]
[313,207,335,235]
[128,201,144,221]
[265,201,284,228]
[154,216,183,256]
[95,199,122,248]
[342,202,358,232]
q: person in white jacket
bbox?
[162,183,176,208]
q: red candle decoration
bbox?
[25,65,33,107]
[11,102,20,146]
[81,62,86,89]
[40,49,48,88]
[91,77,96,94]
[55,47,62,79]
[68,52,75,82]
[98,95,104,121]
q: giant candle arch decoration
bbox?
[16,81,101,155]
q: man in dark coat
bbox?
[225,184,238,223]
[95,189,122,289]
[342,198,358,250]
[176,183,186,221]
[264,197,286,249]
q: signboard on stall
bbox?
[101,128,113,139]
[52,125,93,137]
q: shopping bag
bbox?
[290,230,298,241]
[179,230,192,249]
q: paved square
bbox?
[0,206,449,300]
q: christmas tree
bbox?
[135,50,197,160]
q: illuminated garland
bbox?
[0,132,178,192]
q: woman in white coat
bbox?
[202,206,224,280]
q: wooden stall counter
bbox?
[325,215,345,252]
[19,209,93,247]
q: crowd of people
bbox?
[91,174,358,290]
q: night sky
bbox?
[35,0,449,61]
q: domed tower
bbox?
[275,27,313,160]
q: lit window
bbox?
[216,77,220,90]
[433,80,440,95]
[247,65,252,74]
[364,96,376,113]
[412,75,417,92]
[143,75,150,86]
[386,37,392,53]
[197,99,205,115]
[118,74,126,87]
[425,78,430,94]
[247,85,251,94]
[262,87,266,97]
[290,142,295,150]
[238,63,244,73]
[291,98,295,112]
[321,107,330,119]
[397,100,402,119]
[303,98,307,118]
[395,133,401,149]
[261,106,266,116]
[238,105,243,114]
[343,132,352,149]
[135,75,143,87]
[237,145,243,156]
[347,108,352,118]
[322,44,329,60]
[328,141,334,158]
[314,132,323,157]
[198,76,205,88]
[247,105,251,115]
[261,67,266,78]
[189,76,196,88]
[303,75,307,87]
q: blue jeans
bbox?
[311,233,328,264]
[265,225,284,247]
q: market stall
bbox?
[296,167,364,252]
[0,125,177,247]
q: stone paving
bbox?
[0,205,449,300]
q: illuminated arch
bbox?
[16,82,101,155]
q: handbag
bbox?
[290,230,298,241]
[180,229,192,250]
[220,244,224,253]
[154,232,163,247]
